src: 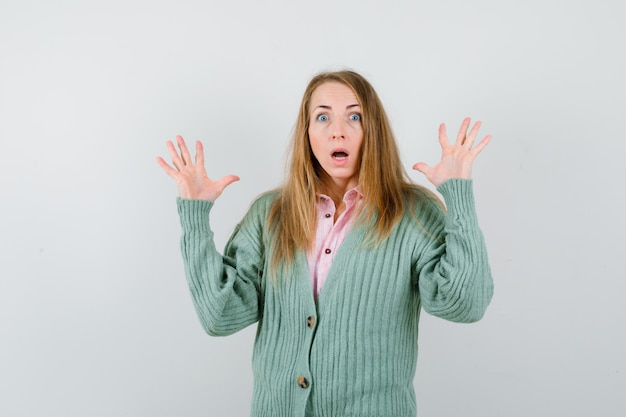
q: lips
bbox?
[331,148,349,161]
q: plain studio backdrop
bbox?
[1,0,624,416]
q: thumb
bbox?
[207,175,240,201]
[412,162,431,176]
[217,175,240,191]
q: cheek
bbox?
[355,131,364,150]
[307,130,322,157]
[308,125,324,143]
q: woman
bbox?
[157,70,493,417]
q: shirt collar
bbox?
[318,187,363,207]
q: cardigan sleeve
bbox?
[177,197,265,336]
[415,179,494,323]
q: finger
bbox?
[470,134,493,156]
[455,117,471,145]
[438,123,449,148]
[195,140,205,168]
[464,120,482,149]
[156,156,179,179]
[166,140,184,170]
[176,135,193,167]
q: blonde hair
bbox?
[266,70,442,277]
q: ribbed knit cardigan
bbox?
[176,179,493,417]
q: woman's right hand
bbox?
[157,135,240,201]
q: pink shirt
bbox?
[306,187,362,300]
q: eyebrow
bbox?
[313,104,361,111]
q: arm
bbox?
[158,135,259,335]
[415,179,493,322]
[412,118,494,322]
[178,198,263,336]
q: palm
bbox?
[157,135,239,201]
[413,118,492,187]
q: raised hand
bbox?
[156,135,240,201]
[412,117,492,187]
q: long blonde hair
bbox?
[267,70,442,277]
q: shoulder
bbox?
[239,189,281,227]
[401,184,446,234]
[249,189,281,212]
[403,185,445,215]
[226,190,280,249]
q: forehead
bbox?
[310,82,359,107]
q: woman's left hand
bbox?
[412,117,492,187]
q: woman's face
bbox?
[308,82,364,193]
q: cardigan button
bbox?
[306,316,316,328]
[324,248,331,254]
[325,213,331,218]
[297,376,309,389]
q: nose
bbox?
[331,118,346,139]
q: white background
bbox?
[1,0,624,416]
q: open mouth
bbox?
[331,150,349,161]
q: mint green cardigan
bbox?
[177,179,493,417]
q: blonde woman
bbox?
[157,70,494,417]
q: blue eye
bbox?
[316,114,329,122]
[349,113,361,122]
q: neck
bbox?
[319,176,356,204]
